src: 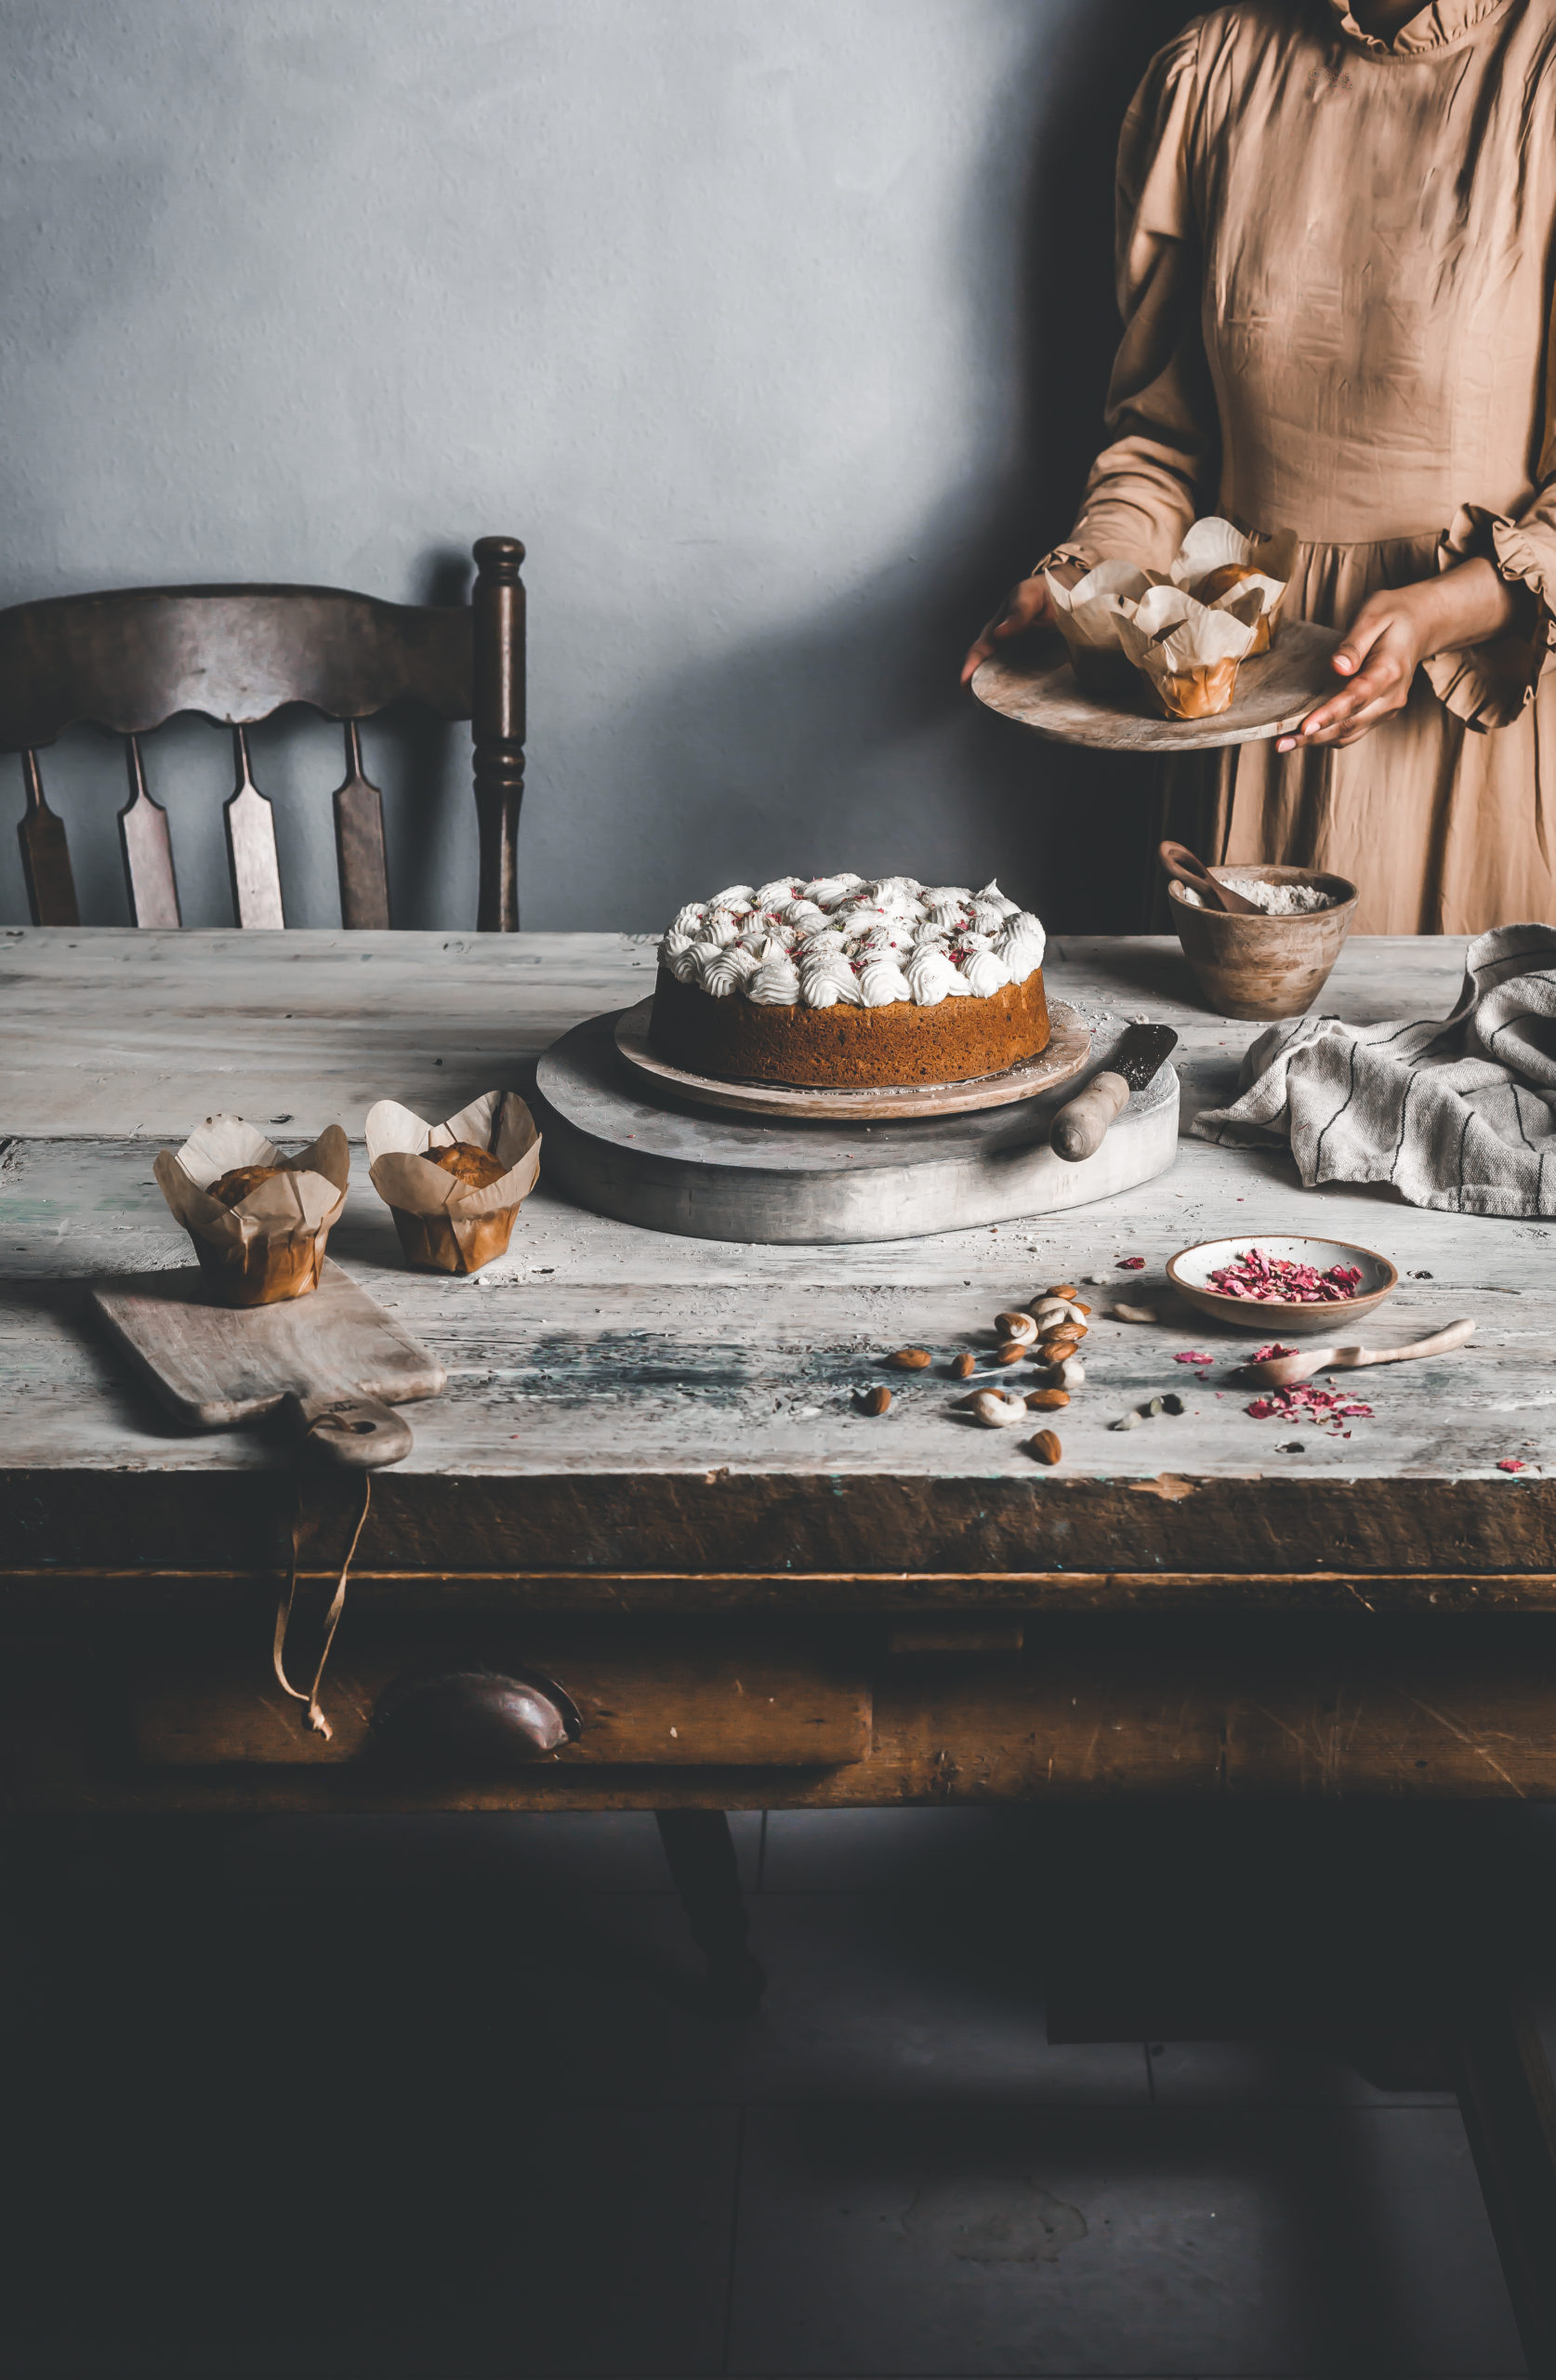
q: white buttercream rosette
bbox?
[657,875,1046,1010]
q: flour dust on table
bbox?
[651,872,1048,1088]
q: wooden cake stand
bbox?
[971,620,1343,752]
[613,996,1091,1121]
[533,1002,1180,1246]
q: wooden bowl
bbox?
[1168,867,1358,1020]
[1167,1235,1398,1336]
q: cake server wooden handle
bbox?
[1049,1071,1130,1163]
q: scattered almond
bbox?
[1113,1302,1158,1324]
[1025,1429,1062,1466]
[958,1388,1030,1428]
[951,1351,977,1380]
[1073,1302,1092,1317]
[1026,1387,1069,1409]
[889,1347,932,1369]
[994,1342,1027,1365]
[856,1384,891,1416]
[1047,1285,1077,1299]
[994,1311,1038,1345]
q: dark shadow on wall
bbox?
[518,3,1203,938]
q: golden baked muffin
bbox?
[428,1141,507,1188]
[208,1162,288,1207]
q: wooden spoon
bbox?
[1159,840,1264,917]
[1243,1318,1476,1387]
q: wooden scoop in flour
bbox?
[1243,1317,1476,1386]
[1159,840,1264,916]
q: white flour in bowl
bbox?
[1177,877,1335,915]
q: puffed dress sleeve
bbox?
[1425,353,1556,727]
[1046,25,1219,575]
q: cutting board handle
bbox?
[285,1391,414,1469]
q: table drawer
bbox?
[129,1627,872,1770]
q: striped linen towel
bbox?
[1192,924,1556,1216]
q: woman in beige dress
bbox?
[964,0,1556,934]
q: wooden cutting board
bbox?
[91,1257,445,1465]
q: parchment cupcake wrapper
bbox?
[153,1116,349,1307]
[1116,582,1267,720]
[365,1090,542,1275]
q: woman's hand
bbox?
[960,565,1076,687]
[1277,559,1523,751]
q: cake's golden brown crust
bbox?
[650,965,1050,1089]
[428,1141,507,1188]
[209,1162,286,1207]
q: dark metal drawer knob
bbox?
[373,1667,582,1768]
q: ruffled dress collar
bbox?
[1325,0,1514,54]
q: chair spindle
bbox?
[472,536,525,932]
[223,726,284,929]
[17,749,79,927]
[332,721,390,930]
[118,735,180,928]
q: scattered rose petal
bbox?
[1117,1256,1146,1270]
[1244,1382,1373,1431]
[1175,1350,1214,1365]
[1250,1342,1299,1363]
[1497,1458,1527,1474]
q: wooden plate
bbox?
[1167,1235,1399,1336]
[971,620,1344,753]
[613,996,1091,1120]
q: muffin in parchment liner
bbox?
[1116,582,1267,720]
[1168,519,1298,655]
[152,1115,350,1307]
[365,1091,541,1275]
[1044,560,1169,696]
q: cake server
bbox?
[1049,1023,1178,1162]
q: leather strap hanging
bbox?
[273,1472,372,1738]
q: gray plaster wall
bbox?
[0,0,1192,934]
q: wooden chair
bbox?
[1,531,767,2008]
[1,535,527,931]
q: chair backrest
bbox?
[1,534,526,932]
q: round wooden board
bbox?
[613,997,1090,1120]
[534,1007,1180,1245]
[971,618,1344,752]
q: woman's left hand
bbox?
[1277,558,1523,752]
[1275,582,1442,752]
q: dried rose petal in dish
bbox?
[1208,1249,1364,1304]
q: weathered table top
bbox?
[2,926,1551,1595]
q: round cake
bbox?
[650,873,1048,1089]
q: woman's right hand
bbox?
[959,568,1070,686]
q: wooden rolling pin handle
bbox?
[286,1391,414,1469]
[1049,1070,1130,1163]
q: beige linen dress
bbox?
[1055,0,1556,933]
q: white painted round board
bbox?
[533,1008,1180,1246]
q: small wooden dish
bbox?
[1167,1235,1399,1336]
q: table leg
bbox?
[1452,1986,1556,2379]
[654,1809,767,2015]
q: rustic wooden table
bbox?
[6,923,1556,2362]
